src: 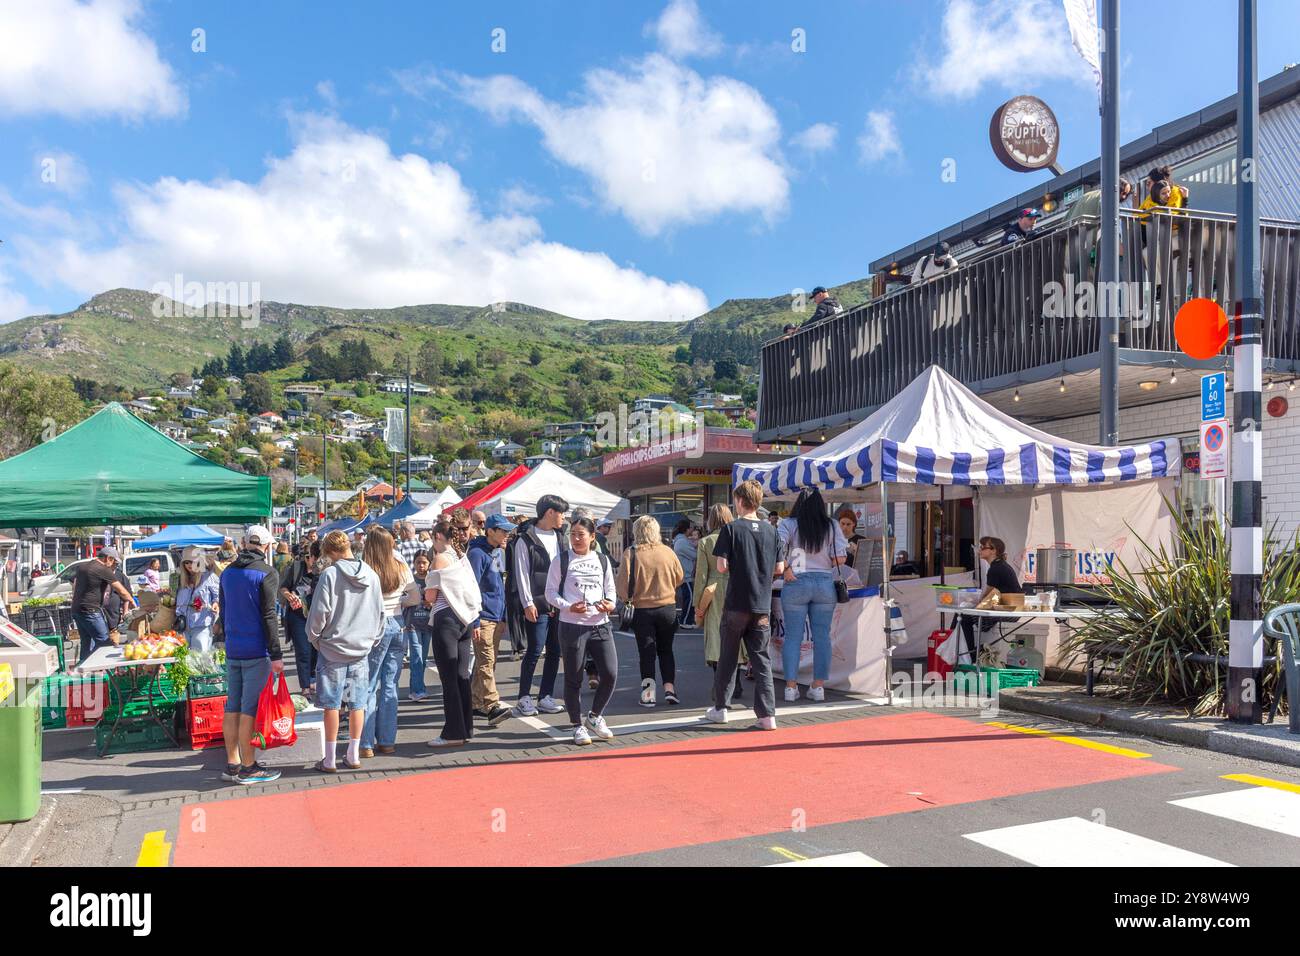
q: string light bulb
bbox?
[1291,380,1297,392]
[1013,389,1021,403]
[1059,378,1066,393]
[1169,369,1177,384]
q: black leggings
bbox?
[431,608,474,742]
[560,621,618,723]
[632,604,678,684]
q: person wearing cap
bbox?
[910,242,957,284]
[466,513,514,725]
[800,286,844,329]
[71,547,137,664]
[175,547,220,653]
[1001,208,1040,245]
[217,525,284,786]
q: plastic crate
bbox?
[95,714,176,755]
[108,671,180,708]
[102,698,179,721]
[41,706,67,730]
[33,632,66,673]
[954,663,1042,690]
[185,695,227,750]
[187,674,228,699]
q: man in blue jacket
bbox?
[217,525,284,785]
[468,514,513,726]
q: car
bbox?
[24,550,182,602]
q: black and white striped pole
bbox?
[1228,0,1263,724]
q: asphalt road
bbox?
[33,627,1300,867]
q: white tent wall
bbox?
[480,460,630,522]
[408,486,463,529]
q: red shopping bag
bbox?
[250,672,298,749]
[927,628,957,679]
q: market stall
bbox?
[407,485,462,528]
[130,524,225,550]
[445,464,529,515]
[375,494,424,529]
[479,460,630,522]
[735,366,1181,696]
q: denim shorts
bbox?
[224,656,272,716]
[315,657,369,710]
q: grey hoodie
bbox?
[306,557,385,664]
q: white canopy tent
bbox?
[479,460,630,522]
[407,486,463,529]
[736,366,1184,684]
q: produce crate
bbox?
[187,674,228,699]
[102,699,179,721]
[954,663,1042,691]
[185,695,227,750]
[95,714,175,755]
[41,705,67,730]
[33,632,67,673]
[41,674,108,726]
[108,671,180,708]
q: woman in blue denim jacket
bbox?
[175,546,221,653]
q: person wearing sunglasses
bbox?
[960,537,1022,664]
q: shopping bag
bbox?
[250,672,298,749]
[927,628,958,679]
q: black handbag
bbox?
[619,547,638,629]
[833,540,850,604]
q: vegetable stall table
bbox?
[75,645,179,756]
[949,606,1107,670]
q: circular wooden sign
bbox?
[989,95,1061,173]
[1268,396,1288,418]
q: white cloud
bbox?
[32,151,88,195]
[792,123,838,155]
[17,117,709,323]
[0,267,46,324]
[0,0,185,119]
[316,80,338,108]
[499,185,549,214]
[456,55,788,235]
[857,111,903,164]
[915,0,1093,99]
[646,0,724,59]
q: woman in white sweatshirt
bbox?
[545,516,619,746]
[423,512,483,748]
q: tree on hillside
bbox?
[564,379,587,418]
[240,373,275,413]
[246,341,275,373]
[484,347,508,368]
[713,358,739,382]
[0,361,84,458]
[273,334,295,368]
[200,357,225,378]
[227,343,247,376]
[417,339,443,382]
[529,347,543,366]
[674,345,691,363]
[169,371,193,389]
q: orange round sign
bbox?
[1174,298,1229,360]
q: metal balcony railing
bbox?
[757,208,1300,438]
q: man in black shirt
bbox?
[706,479,785,729]
[72,547,137,664]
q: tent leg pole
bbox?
[881,482,892,704]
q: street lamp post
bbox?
[1098,0,1120,446]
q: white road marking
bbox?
[1170,786,1300,839]
[964,817,1235,867]
[768,851,886,867]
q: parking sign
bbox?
[1201,372,1226,423]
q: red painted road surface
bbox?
[174,712,1176,866]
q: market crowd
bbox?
[204,478,853,785]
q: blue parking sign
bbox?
[1201,373,1226,423]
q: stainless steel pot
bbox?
[1036,547,1077,585]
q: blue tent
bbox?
[376,494,423,528]
[317,513,378,536]
[131,524,225,549]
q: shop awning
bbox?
[0,403,272,528]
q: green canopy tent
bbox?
[0,403,272,528]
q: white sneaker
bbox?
[514,695,538,717]
[783,685,801,703]
[704,706,729,724]
[573,726,593,746]
[537,695,564,714]
[808,685,825,702]
[408,692,428,702]
[585,712,614,740]
[754,716,777,731]
[639,677,656,708]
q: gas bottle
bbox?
[1004,638,1044,675]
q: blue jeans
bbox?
[407,625,433,696]
[74,609,111,664]
[361,617,404,749]
[284,613,317,693]
[780,572,837,683]
[518,610,559,700]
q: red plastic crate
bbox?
[186,695,227,749]
[66,680,109,727]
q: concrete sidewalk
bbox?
[999,682,1300,769]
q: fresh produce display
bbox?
[159,594,176,608]
[290,694,309,714]
[168,645,225,698]
[122,631,186,661]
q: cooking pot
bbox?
[1036,547,1076,585]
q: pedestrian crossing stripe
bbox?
[1220,773,1300,794]
[984,721,1151,759]
[1170,785,1300,839]
[963,817,1234,867]
[768,851,886,867]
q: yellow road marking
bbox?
[768,845,808,863]
[136,830,172,867]
[985,721,1151,759]
[1221,773,1300,794]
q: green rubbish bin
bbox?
[0,668,43,824]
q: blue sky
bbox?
[2,0,1298,324]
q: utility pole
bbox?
[1229,0,1263,724]
[1098,0,1120,445]
[405,354,413,498]
[292,446,299,546]
[321,429,328,527]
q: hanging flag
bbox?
[384,407,406,454]
[1062,0,1102,108]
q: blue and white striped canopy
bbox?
[736,367,1180,495]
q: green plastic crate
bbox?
[108,673,180,708]
[94,714,176,755]
[33,633,66,673]
[100,698,179,721]
[41,706,67,730]
[954,663,1042,691]
[187,674,228,699]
